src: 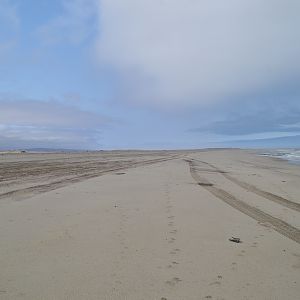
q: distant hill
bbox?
[25,148,87,153]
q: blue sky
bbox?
[0,0,300,149]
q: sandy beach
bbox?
[0,149,299,299]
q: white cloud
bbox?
[0,99,107,128]
[0,99,108,149]
[96,0,300,107]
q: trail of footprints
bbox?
[111,204,130,293]
[163,183,183,289]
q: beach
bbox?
[0,149,299,299]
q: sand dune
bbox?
[0,150,299,299]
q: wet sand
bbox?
[0,149,299,299]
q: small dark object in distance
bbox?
[229,237,242,243]
[115,172,126,175]
[198,182,213,186]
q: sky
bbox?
[0,0,300,150]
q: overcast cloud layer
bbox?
[0,0,299,149]
[97,0,300,106]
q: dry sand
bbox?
[0,149,299,299]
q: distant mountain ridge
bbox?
[25,148,87,153]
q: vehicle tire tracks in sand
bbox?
[0,156,179,201]
[186,159,300,244]
[191,159,300,213]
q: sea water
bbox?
[260,149,300,165]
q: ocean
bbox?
[260,149,300,165]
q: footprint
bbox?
[170,248,180,254]
[165,277,182,286]
[168,237,176,243]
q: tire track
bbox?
[186,159,300,244]
[191,159,300,213]
[0,156,179,201]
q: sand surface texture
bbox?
[0,150,299,299]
